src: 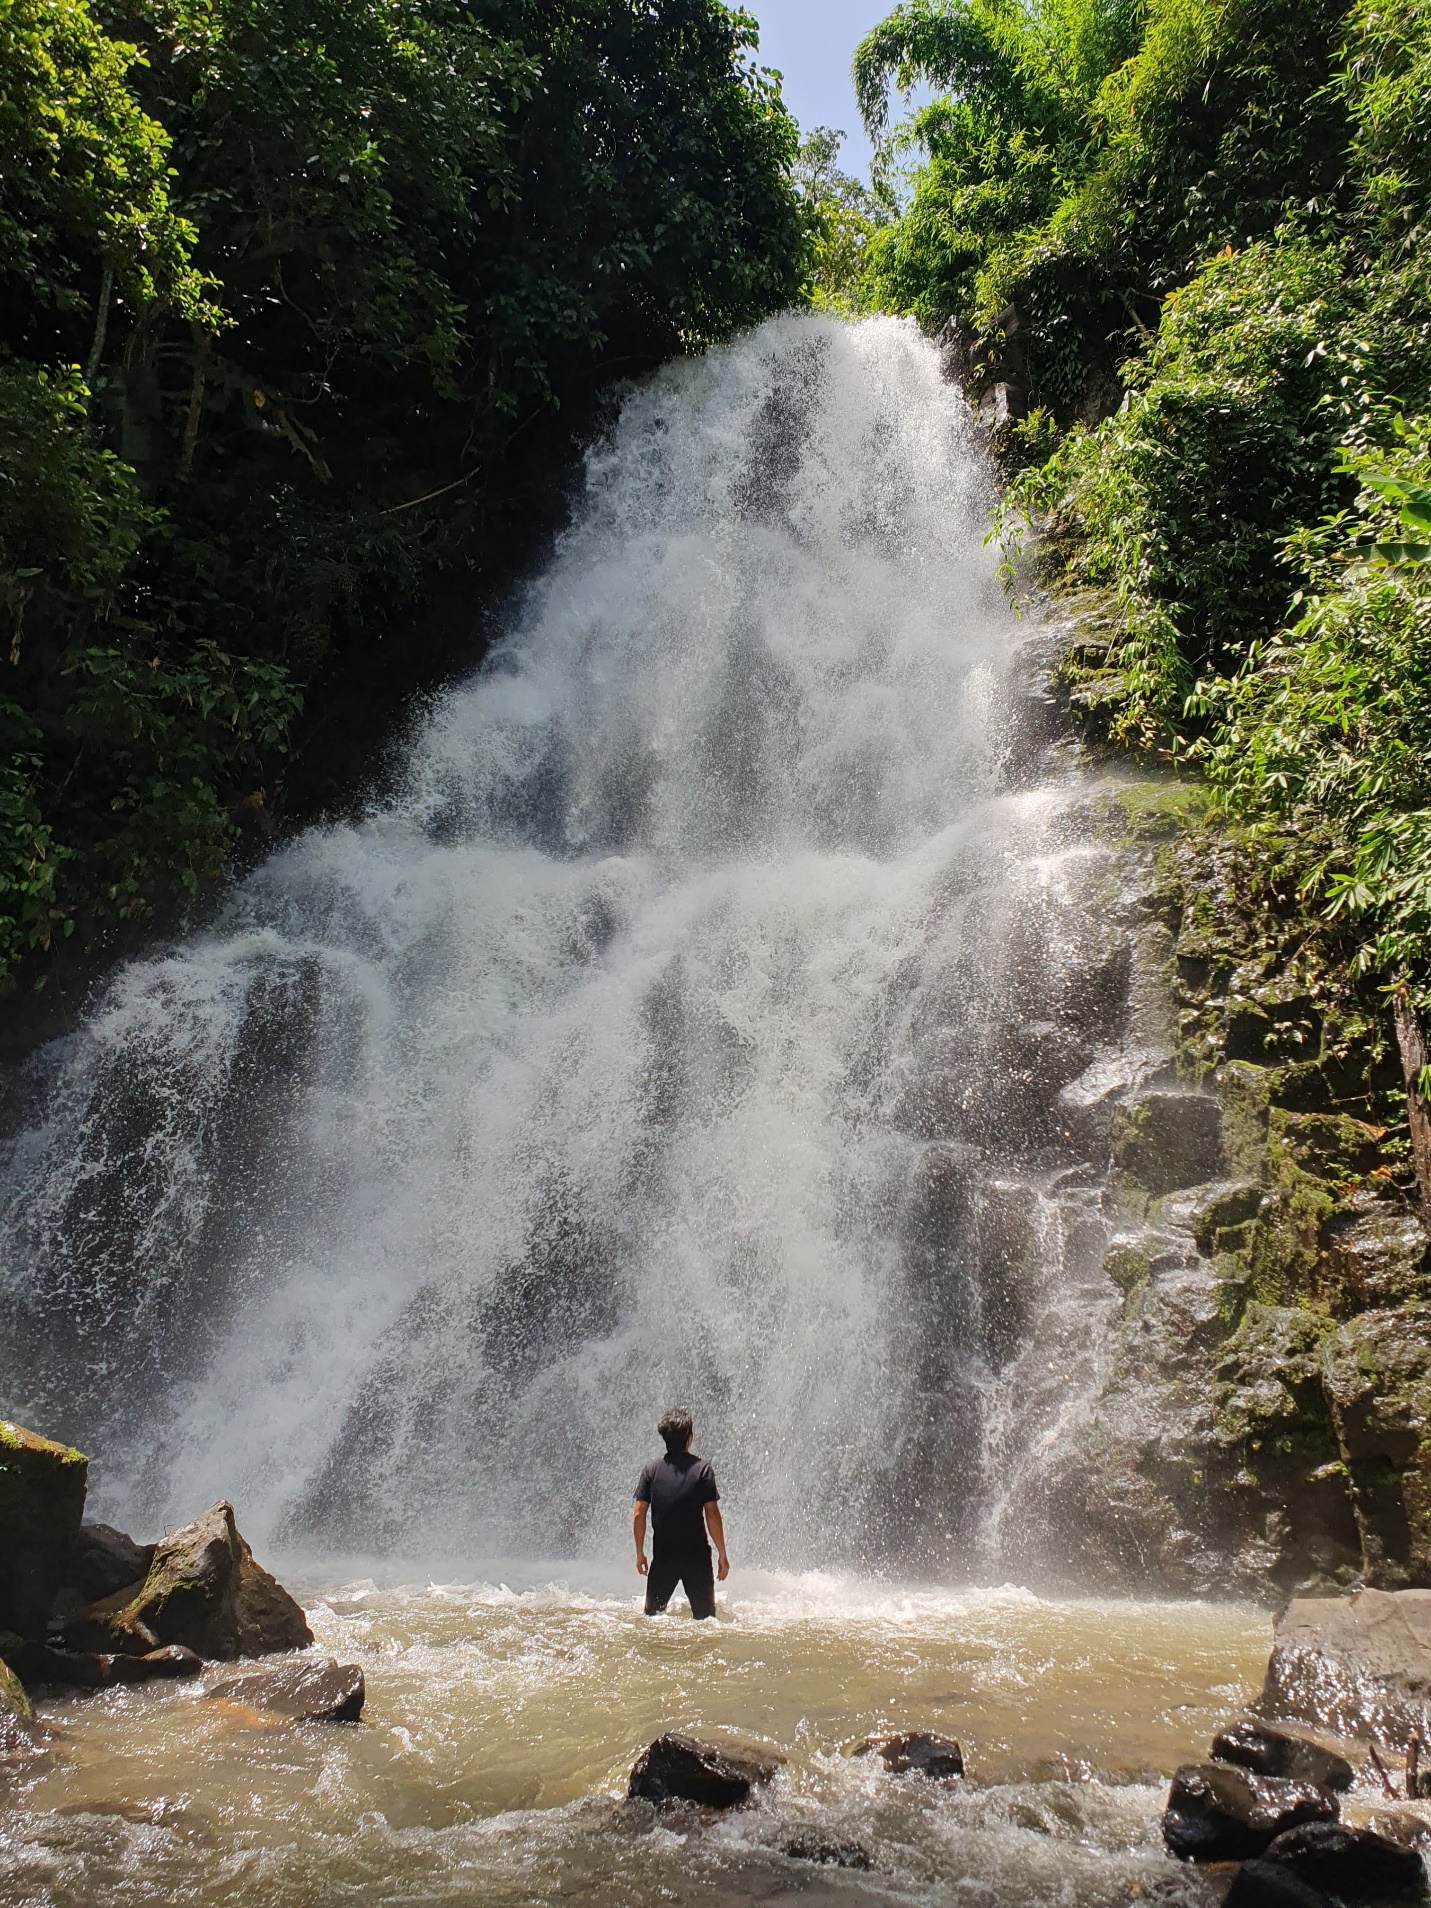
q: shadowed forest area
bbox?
[801,0,1431,1038]
[0,0,808,1003]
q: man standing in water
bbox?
[633,1408,729,1618]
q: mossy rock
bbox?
[1104,1241,1154,1297]
[0,1421,88,1639]
[0,1653,30,1724]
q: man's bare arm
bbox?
[633,1500,649,1576]
[705,1502,729,1580]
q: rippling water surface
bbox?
[3,1574,1267,1908]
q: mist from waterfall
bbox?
[0,313,1144,1575]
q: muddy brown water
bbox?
[2,1571,1274,1908]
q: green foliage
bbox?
[856,0,1431,1004]
[1198,426,1431,984]
[794,128,892,309]
[0,0,808,990]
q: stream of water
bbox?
[1,314,1259,1905]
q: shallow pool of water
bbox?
[1,1570,1271,1908]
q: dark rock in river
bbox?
[855,1731,964,1778]
[0,1421,88,1639]
[58,1501,311,1661]
[1162,1761,1337,1862]
[1,1636,201,1688]
[1263,1587,1431,1740]
[1261,1821,1426,1898]
[1222,1859,1335,1908]
[1210,1717,1354,1792]
[67,1524,156,1604]
[106,1645,203,1685]
[628,1734,780,1808]
[206,1657,364,1722]
[783,1835,872,1869]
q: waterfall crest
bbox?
[0,314,1150,1572]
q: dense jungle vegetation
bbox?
[837,0,1431,1014]
[0,0,806,995]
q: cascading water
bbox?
[1,313,1285,1908]
[4,314,1154,1573]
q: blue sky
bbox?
[742,0,897,177]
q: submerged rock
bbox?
[1,1637,201,1688]
[68,1524,155,1604]
[58,1502,311,1661]
[0,1421,88,1639]
[1263,1587,1431,1740]
[1210,1717,1354,1792]
[1261,1821,1426,1898]
[1223,1859,1335,1908]
[1161,1761,1337,1862]
[628,1734,780,1808]
[855,1731,964,1779]
[783,1835,872,1869]
[206,1657,364,1722]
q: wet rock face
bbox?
[1210,1717,1354,1792]
[1110,1092,1224,1196]
[207,1658,364,1722]
[1161,1761,1338,1862]
[67,1523,155,1604]
[1263,1587,1431,1742]
[1261,1821,1426,1898]
[1223,1859,1335,1908]
[628,1735,780,1809]
[0,1421,88,1638]
[57,1501,311,1662]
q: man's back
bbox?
[634,1449,718,1554]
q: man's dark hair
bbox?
[658,1408,693,1454]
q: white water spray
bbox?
[0,314,1144,1571]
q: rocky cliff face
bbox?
[1052,707,1431,1598]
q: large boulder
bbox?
[854,1731,964,1779]
[628,1735,780,1809]
[0,1422,88,1638]
[206,1658,364,1722]
[1161,1761,1337,1862]
[67,1524,155,1604]
[1263,1588,1431,1740]
[1261,1821,1426,1899]
[58,1502,311,1661]
[1223,1860,1335,1908]
[1210,1717,1354,1792]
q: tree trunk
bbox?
[1393,988,1431,1225]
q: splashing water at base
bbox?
[3,1576,1267,1908]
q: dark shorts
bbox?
[644,1545,716,1619]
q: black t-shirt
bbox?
[634,1450,719,1554]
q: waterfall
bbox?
[0,314,1151,1574]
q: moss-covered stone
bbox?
[0,1653,30,1724]
[0,1422,88,1639]
[59,1500,312,1661]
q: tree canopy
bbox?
[0,0,807,993]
